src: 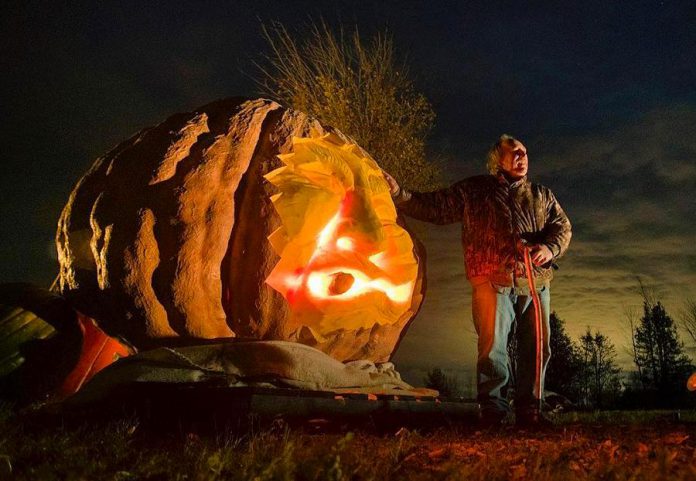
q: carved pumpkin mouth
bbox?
[264,133,418,334]
[279,192,414,304]
[307,269,412,302]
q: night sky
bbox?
[2,0,695,389]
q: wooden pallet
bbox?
[62,383,481,430]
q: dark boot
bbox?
[515,408,554,429]
[479,408,510,429]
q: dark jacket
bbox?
[395,174,572,287]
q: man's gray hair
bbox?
[486,134,518,175]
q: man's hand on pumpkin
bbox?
[381,169,401,197]
[530,244,553,266]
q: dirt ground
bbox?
[3,408,696,480]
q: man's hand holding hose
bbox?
[529,244,553,267]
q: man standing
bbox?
[383,135,572,427]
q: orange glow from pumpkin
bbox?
[336,237,355,251]
[264,132,419,334]
[278,192,413,303]
[317,211,342,250]
[368,251,389,270]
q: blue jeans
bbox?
[471,279,551,415]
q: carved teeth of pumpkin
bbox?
[267,226,289,255]
[275,153,295,167]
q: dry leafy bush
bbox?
[256,20,440,192]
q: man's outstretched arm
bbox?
[382,170,466,225]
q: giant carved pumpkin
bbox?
[56,98,426,362]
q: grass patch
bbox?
[556,409,695,425]
[3,404,696,480]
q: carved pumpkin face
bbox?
[264,133,419,337]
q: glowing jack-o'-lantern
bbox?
[56,98,425,362]
[264,133,419,337]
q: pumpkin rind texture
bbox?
[56,98,426,362]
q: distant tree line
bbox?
[423,287,696,410]
[544,313,623,409]
[544,286,695,410]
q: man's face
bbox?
[498,140,529,179]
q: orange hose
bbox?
[523,247,544,406]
